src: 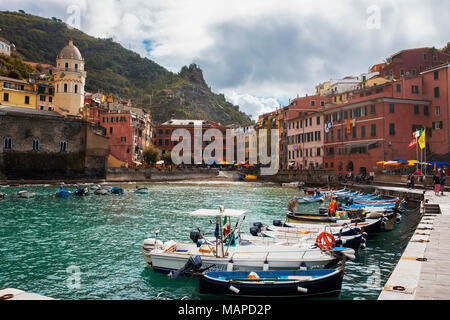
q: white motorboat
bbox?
[134,185,149,194]
[142,207,355,275]
[17,190,35,199]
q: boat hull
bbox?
[198,269,344,298]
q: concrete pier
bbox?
[377,187,450,300]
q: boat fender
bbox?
[396,215,402,223]
[263,261,269,271]
[297,287,308,293]
[362,232,368,238]
[273,220,283,227]
[247,272,259,279]
[229,286,240,294]
[360,237,366,244]
[354,227,361,233]
[226,261,234,271]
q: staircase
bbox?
[424,203,441,215]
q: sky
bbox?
[1,0,449,120]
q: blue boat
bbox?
[110,187,124,195]
[198,268,345,298]
[73,187,89,196]
[55,188,70,198]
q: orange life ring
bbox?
[316,232,336,250]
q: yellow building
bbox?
[356,76,392,90]
[0,75,37,108]
[315,81,332,96]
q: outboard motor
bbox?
[250,226,260,236]
[253,222,263,230]
[273,220,283,227]
[190,230,202,243]
[169,255,203,279]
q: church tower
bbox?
[54,40,86,117]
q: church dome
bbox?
[58,40,83,60]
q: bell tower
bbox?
[54,40,86,117]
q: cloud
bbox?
[2,0,449,119]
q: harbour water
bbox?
[0,181,422,300]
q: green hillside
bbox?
[0,11,253,126]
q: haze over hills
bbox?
[0,11,253,126]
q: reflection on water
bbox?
[0,183,421,300]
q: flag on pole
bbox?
[418,130,426,149]
[408,139,417,148]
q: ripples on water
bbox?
[0,182,421,300]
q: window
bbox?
[75,64,78,70]
[352,127,356,139]
[165,129,170,135]
[3,137,12,149]
[320,101,325,107]
[309,118,312,126]
[344,110,348,119]
[435,106,441,116]
[4,82,11,88]
[65,62,69,69]
[412,85,419,94]
[165,140,169,146]
[316,116,320,125]
[412,69,416,76]
[424,106,429,115]
[424,54,427,60]
[40,105,44,110]
[3,92,9,101]
[400,69,404,77]
[396,84,401,93]
[48,106,53,111]
[371,124,376,137]
[74,84,78,94]
[434,87,440,98]
[434,71,439,80]
[40,95,46,102]
[32,139,39,151]
[389,104,395,113]
[310,100,315,106]
[49,96,53,103]
[317,148,321,156]
[49,88,53,95]
[121,137,126,142]
[110,127,113,134]
[337,129,341,140]
[64,83,68,92]
[361,126,366,138]
[433,121,443,130]
[60,141,67,152]
[370,105,376,114]
[414,105,420,114]
[389,123,395,136]
[25,96,30,104]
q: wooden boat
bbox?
[55,188,70,198]
[74,187,89,196]
[142,208,355,274]
[294,195,325,204]
[110,187,124,195]
[285,208,367,224]
[17,190,35,199]
[134,186,149,194]
[197,267,345,298]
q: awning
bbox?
[190,209,247,218]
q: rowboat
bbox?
[134,185,149,194]
[94,188,109,195]
[73,187,89,196]
[197,267,345,298]
[142,207,355,274]
[0,192,7,199]
[110,187,124,195]
[294,195,325,204]
[55,188,70,198]
[17,190,35,199]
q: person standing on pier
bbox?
[409,174,415,189]
[440,172,446,196]
[433,174,441,196]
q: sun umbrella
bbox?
[393,159,408,163]
[376,161,386,165]
[384,161,398,165]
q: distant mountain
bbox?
[0,11,253,126]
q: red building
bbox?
[322,64,450,174]
[155,119,233,163]
[378,48,450,80]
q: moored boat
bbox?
[17,190,35,199]
[110,187,124,195]
[197,267,345,298]
[134,185,149,194]
[294,195,325,204]
[55,188,70,198]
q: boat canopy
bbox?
[189,208,247,218]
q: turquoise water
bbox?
[0,182,421,300]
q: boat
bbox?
[134,185,149,194]
[245,174,258,181]
[73,187,89,196]
[197,266,345,298]
[17,190,35,199]
[294,195,325,204]
[55,188,70,198]
[110,187,124,195]
[94,187,109,195]
[285,210,366,224]
[142,207,355,275]
[0,192,7,199]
